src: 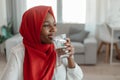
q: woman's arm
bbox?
[57,38,83,80]
[0,53,19,80]
[61,56,83,80]
[65,38,75,68]
[66,38,83,80]
[66,54,83,80]
[66,62,83,80]
[67,56,75,68]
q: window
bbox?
[26,0,57,21]
[62,0,86,23]
[26,0,86,23]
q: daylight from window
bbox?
[27,0,86,23]
[63,0,86,23]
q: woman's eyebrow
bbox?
[44,21,55,24]
[43,21,50,25]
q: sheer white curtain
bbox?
[0,0,7,54]
[85,0,97,36]
[96,0,109,40]
[85,0,109,37]
[12,0,27,34]
[0,0,7,34]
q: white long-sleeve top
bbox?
[0,43,83,80]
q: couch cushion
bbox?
[69,27,82,35]
[70,30,89,42]
[71,42,84,53]
[74,54,85,64]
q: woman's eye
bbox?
[43,24,50,27]
[43,23,56,27]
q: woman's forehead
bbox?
[44,13,55,23]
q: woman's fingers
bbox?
[56,38,75,57]
[66,38,71,43]
[64,38,74,55]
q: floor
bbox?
[81,63,120,80]
[80,51,120,80]
[0,51,120,80]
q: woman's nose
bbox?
[50,26,57,32]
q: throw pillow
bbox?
[69,27,81,35]
[69,30,89,42]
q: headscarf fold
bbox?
[20,6,56,80]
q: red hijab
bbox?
[20,6,56,80]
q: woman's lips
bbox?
[48,35,54,40]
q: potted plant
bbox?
[0,21,14,44]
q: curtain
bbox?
[0,0,7,34]
[85,0,97,36]
[85,0,109,38]
[11,0,27,34]
[13,0,27,34]
[0,0,7,54]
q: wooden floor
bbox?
[0,51,120,80]
[81,63,120,80]
[81,51,120,80]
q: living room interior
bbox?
[0,0,120,80]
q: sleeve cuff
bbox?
[67,63,78,73]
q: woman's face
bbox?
[40,13,57,44]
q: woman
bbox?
[0,6,83,80]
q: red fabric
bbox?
[20,6,56,80]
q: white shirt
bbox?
[0,43,83,80]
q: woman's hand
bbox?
[64,38,74,58]
[56,38,75,68]
[65,38,75,68]
[56,38,74,57]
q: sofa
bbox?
[5,23,97,64]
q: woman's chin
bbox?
[49,41,54,44]
[42,40,53,44]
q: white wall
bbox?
[107,0,120,24]
[0,0,7,34]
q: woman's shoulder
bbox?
[11,42,24,52]
[11,42,25,57]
